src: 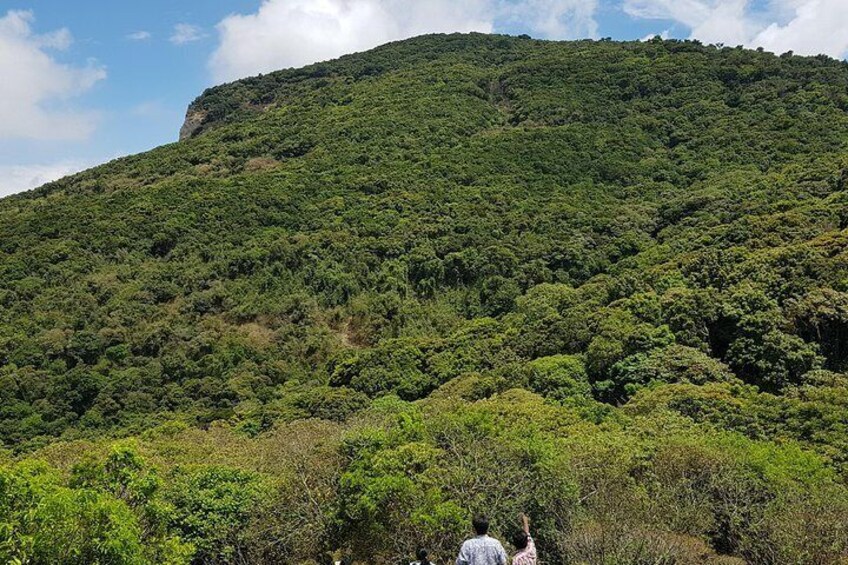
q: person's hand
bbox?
[520,513,530,534]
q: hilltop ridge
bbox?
[178,32,848,140]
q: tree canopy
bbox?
[2,33,848,563]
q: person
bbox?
[511,514,537,565]
[412,547,434,565]
[456,514,508,565]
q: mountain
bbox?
[2,33,848,564]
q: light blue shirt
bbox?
[456,535,508,565]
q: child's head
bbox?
[416,547,430,564]
[512,531,529,550]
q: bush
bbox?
[165,466,266,563]
[526,354,591,400]
[612,345,738,398]
[0,462,153,565]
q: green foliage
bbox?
[165,465,265,563]
[1,33,848,563]
[525,354,591,400]
[331,340,432,399]
[612,344,738,396]
[3,34,848,445]
[0,460,171,565]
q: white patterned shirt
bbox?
[455,535,508,565]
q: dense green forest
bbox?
[2,33,848,563]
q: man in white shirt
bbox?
[455,515,508,565]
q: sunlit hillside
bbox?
[2,33,848,564]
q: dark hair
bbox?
[472,514,490,535]
[512,531,529,550]
[416,548,431,565]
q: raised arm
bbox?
[520,513,536,558]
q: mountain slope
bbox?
[2,33,848,564]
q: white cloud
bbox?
[127,30,151,41]
[641,29,671,41]
[624,0,754,46]
[0,160,89,198]
[209,0,489,82]
[170,23,205,45]
[500,0,598,39]
[209,0,599,82]
[753,0,848,57]
[0,10,106,140]
[624,0,848,57]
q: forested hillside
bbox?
[2,33,848,563]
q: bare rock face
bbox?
[179,109,208,141]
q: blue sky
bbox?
[1,0,846,196]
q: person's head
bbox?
[512,531,529,550]
[472,514,490,535]
[416,548,430,564]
